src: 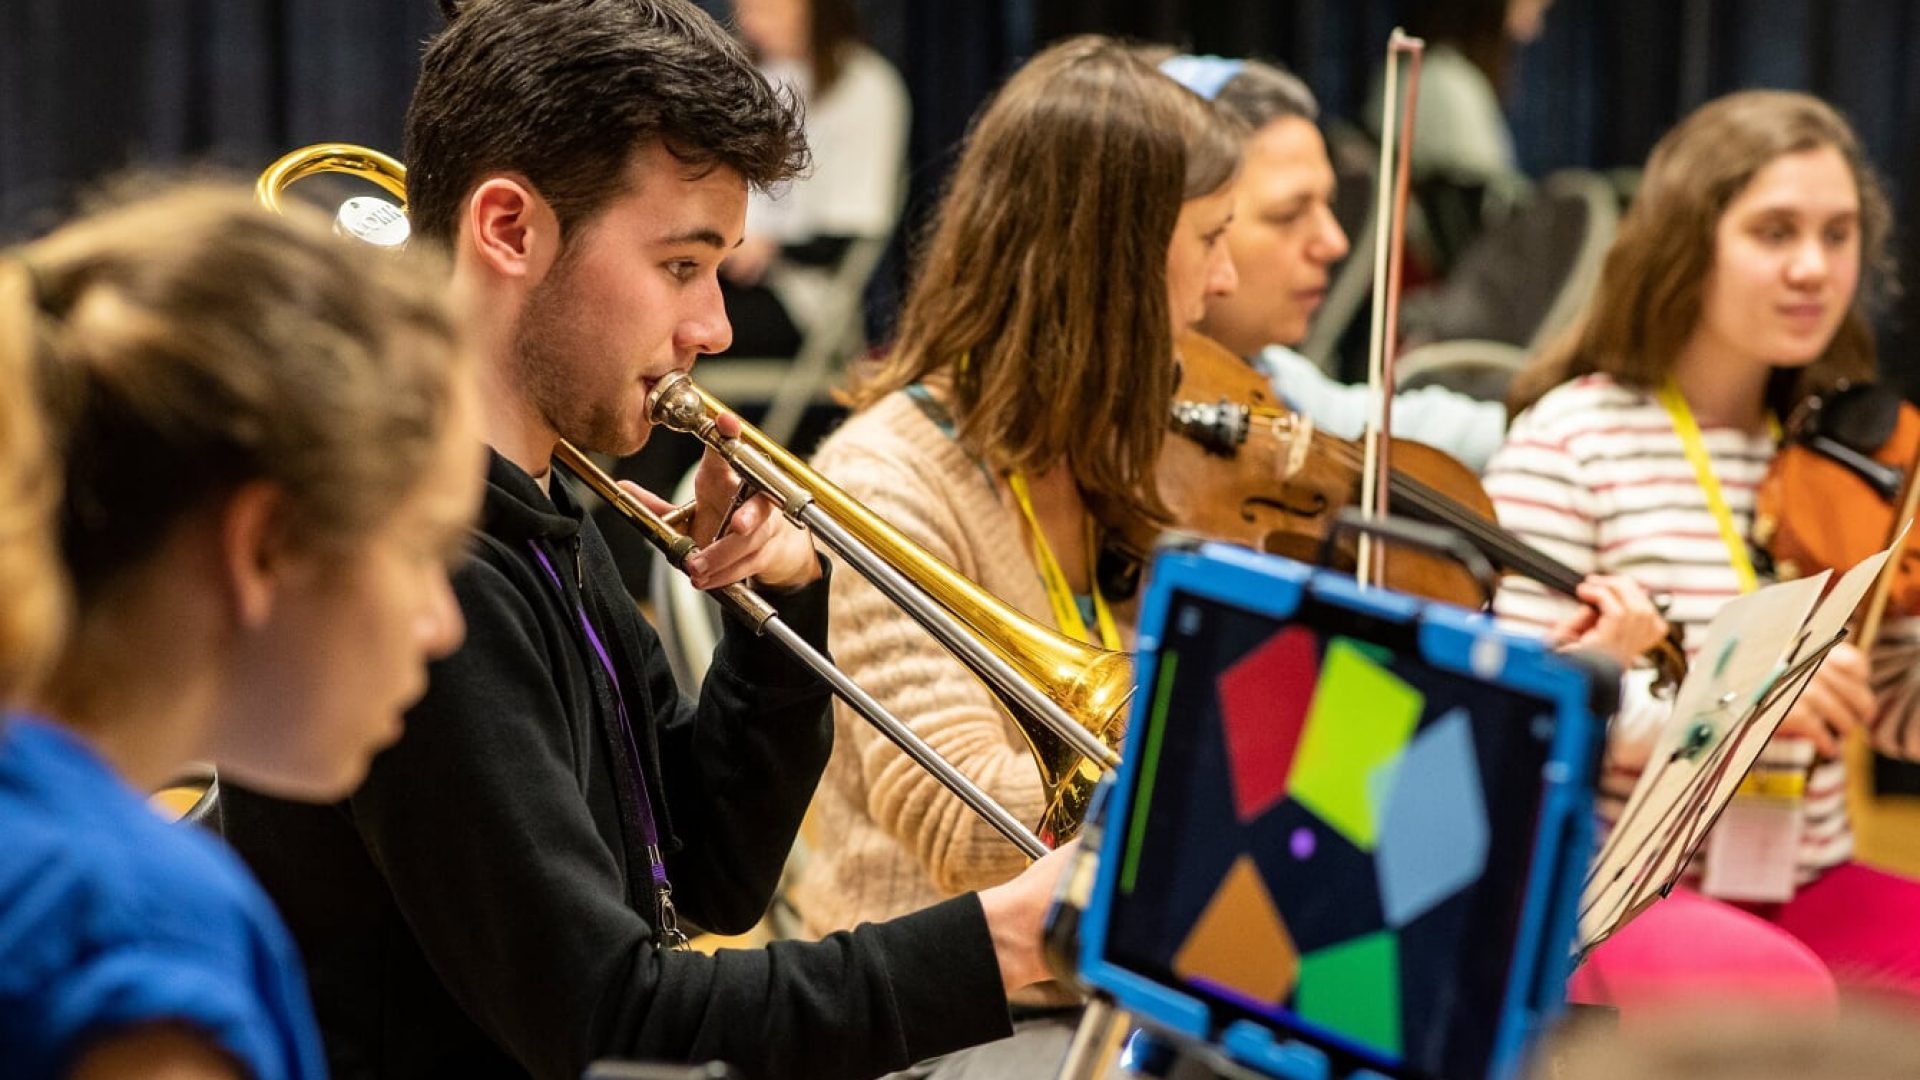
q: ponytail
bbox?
[0,259,69,704]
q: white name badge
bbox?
[1701,754,1809,904]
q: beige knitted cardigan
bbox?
[791,391,1064,937]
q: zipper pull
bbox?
[571,535,585,590]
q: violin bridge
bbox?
[1283,415,1314,481]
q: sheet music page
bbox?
[1579,572,1830,947]
[1666,543,1901,880]
[1601,574,1830,846]
[1579,534,1904,949]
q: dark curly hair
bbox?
[407,0,809,246]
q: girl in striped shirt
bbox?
[1491,90,1920,1005]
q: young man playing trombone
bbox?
[223,2,1070,1078]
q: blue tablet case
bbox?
[1072,542,1612,1080]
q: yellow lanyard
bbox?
[1006,471,1122,650]
[1655,377,1777,595]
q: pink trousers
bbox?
[1570,863,1920,1020]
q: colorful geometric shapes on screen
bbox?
[1347,639,1395,668]
[1289,826,1316,860]
[1377,708,1490,928]
[1218,625,1320,823]
[1173,854,1300,1002]
[1365,750,1403,825]
[1251,798,1386,953]
[1296,930,1404,1058]
[1287,637,1423,850]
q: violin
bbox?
[1099,330,1691,692]
[1755,381,1920,640]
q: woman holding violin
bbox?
[1492,89,1920,1002]
[787,38,1240,1072]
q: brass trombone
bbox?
[257,144,1130,854]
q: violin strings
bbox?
[1237,429,1683,686]
[1305,437,1586,596]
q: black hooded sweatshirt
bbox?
[224,450,1012,1080]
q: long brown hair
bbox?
[847,35,1242,524]
[1509,90,1891,419]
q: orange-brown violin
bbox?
[1756,381,1920,628]
[1101,331,1689,691]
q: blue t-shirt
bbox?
[0,715,325,1080]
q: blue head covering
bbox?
[1157,54,1245,102]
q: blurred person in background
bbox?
[722,0,909,358]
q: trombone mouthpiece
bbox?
[647,373,715,438]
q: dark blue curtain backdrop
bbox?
[0,0,444,237]
[6,0,1920,387]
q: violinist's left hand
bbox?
[1548,575,1670,670]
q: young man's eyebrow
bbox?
[657,227,731,248]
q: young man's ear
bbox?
[218,482,293,630]
[464,175,560,283]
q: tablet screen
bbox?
[1102,589,1559,1079]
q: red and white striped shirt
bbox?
[1488,373,1920,885]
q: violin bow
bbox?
[1356,29,1425,588]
